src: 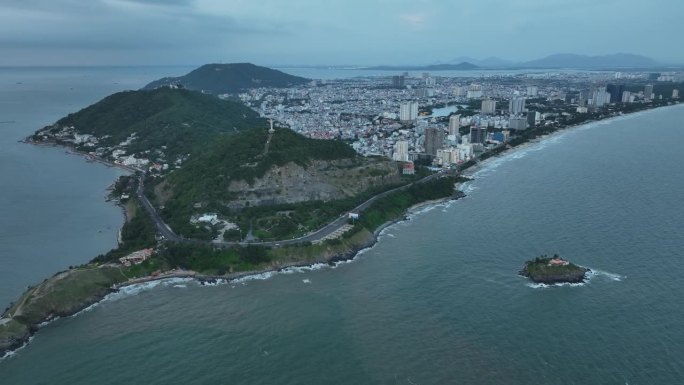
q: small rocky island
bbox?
[520,255,589,284]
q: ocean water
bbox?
[0,66,191,307]
[1,100,683,383]
[1,67,684,384]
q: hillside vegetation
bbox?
[143,63,309,94]
[51,87,266,158]
[152,126,403,240]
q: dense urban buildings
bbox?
[235,70,681,169]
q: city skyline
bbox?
[1,0,683,66]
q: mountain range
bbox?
[441,53,665,69]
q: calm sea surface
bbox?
[0,66,191,307]
[1,67,684,384]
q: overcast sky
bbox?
[1,0,681,66]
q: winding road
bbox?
[135,169,454,248]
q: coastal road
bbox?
[135,170,452,248]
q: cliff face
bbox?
[225,158,401,208]
[520,265,589,284]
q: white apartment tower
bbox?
[509,97,526,115]
[392,140,409,162]
[399,102,419,122]
[448,114,461,136]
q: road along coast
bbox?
[0,191,465,358]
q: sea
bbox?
[1,66,684,384]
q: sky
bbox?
[0,0,682,66]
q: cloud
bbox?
[398,12,429,30]
[0,0,682,65]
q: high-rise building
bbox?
[399,102,419,122]
[526,86,538,97]
[509,97,526,114]
[425,77,436,87]
[467,84,483,99]
[673,89,679,99]
[591,90,611,107]
[392,75,405,88]
[578,90,590,107]
[481,99,497,114]
[392,140,409,162]
[606,84,625,103]
[453,86,467,97]
[509,117,528,130]
[526,111,537,128]
[448,114,461,136]
[621,91,633,103]
[469,126,487,144]
[644,84,654,100]
[424,128,444,156]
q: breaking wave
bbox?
[525,267,624,289]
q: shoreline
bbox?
[2,101,680,360]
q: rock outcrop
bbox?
[519,256,589,284]
[225,158,400,208]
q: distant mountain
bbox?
[448,56,514,68]
[143,63,309,94]
[368,62,479,71]
[520,53,661,69]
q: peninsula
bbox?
[519,255,589,284]
[2,62,682,357]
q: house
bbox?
[119,248,154,267]
[402,162,415,175]
[548,257,570,267]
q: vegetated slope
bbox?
[153,127,401,239]
[143,63,309,94]
[52,87,266,158]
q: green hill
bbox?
[143,63,309,94]
[37,87,266,159]
[32,85,402,242]
[151,126,401,240]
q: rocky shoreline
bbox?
[1,193,464,358]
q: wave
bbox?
[524,266,624,289]
[0,336,34,362]
[71,277,198,317]
[279,263,329,275]
[586,269,624,282]
[198,279,228,287]
[525,281,586,289]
